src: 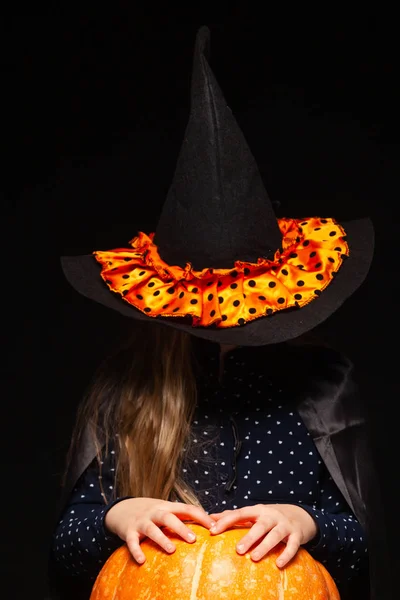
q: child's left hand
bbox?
[208,504,318,567]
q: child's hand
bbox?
[209,503,318,567]
[105,497,215,564]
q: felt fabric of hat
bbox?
[61,26,374,346]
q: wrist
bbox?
[103,496,135,535]
[291,505,320,545]
[302,511,319,543]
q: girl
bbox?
[48,26,382,600]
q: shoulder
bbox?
[283,342,366,421]
[300,344,354,379]
[259,339,355,382]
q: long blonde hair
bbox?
[63,321,200,505]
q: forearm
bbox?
[301,505,368,587]
[51,499,127,583]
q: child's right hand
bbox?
[104,497,216,564]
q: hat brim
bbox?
[61,217,374,346]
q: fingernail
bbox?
[277,559,284,567]
[166,544,175,553]
[187,532,196,541]
[252,551,261,560]
[236,543,245,553]
[210,524,217,533]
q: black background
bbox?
[5,4,400,598]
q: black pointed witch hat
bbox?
[61,26,374,346]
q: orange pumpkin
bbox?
[90,524,340,599]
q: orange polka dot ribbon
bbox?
[94,217,349,329]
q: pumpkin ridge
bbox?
[111,551,131,600]
[190,541,207,600]
[278,567,288,599]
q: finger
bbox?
[208,513,223,521]
[209,513,253,528]
[167,503,216,529]
[139,521,176,554]
[231,520,255,528]
[276,533,302,568]
[235,520,274,555]
[125,531,146,564]
[250,525,290,561]
[210,507,259,534]
[155,511,198,543]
